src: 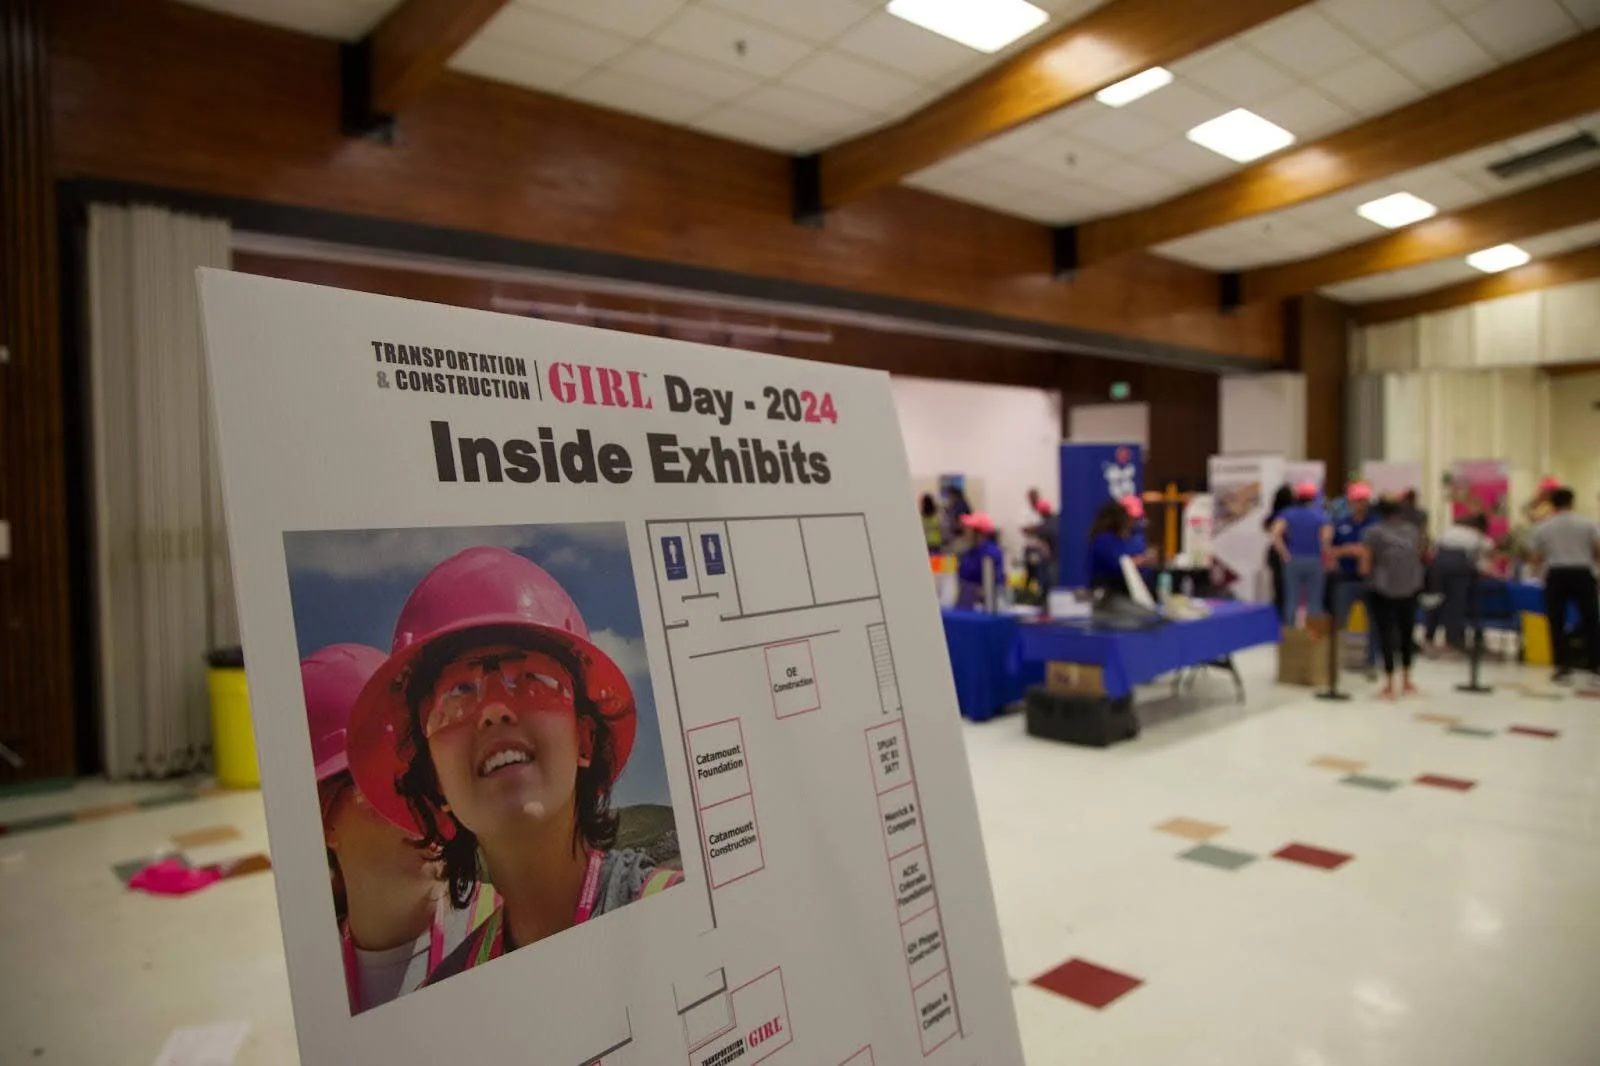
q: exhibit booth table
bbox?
[942,609,1045,722]
[1015,601,1281,701]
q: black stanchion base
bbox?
[1315,690,1352,702]
[1455,683,1493,694]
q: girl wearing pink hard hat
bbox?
[306,644,492,1014]
[347,547,678,981]
[955,512,1003,609]
[1271,481,1332,626]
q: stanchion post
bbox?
[1317,575,1352,702]
[1457,572,1493,695]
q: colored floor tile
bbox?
[1310,756,1366,773]
[1272,843,1353,871]
[76,802,142,822]
[1415,712,1462,726]
[1154,816,1226,841]
[173,824,243,849]
[1415,774,1477,792]
[1341,774,1402,792]
[1509,725,1560,739]
[138,791,201,810]
[1178,844,1258,871]
[1447,726,1496,738]
[112,853,188,885]
[1031,959,1144,1009]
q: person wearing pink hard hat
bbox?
[1086,499,1137,596]
[956,512,1004,609]
[347,546,678,982]
[1271,481,1332,626]
[1328,483,1379,675]
[306,644,493,1014]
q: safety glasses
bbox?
[424,650,575,738]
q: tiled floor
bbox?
[3,648,1599,1063]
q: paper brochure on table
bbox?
[197,270,1023,1066]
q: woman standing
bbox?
[1087,500,1135,597]
[919,493,943,554]
[1263,484,1296,617]
[1361,499,1427,699]
[955,513,1004,609]
[1271,482,1331,626]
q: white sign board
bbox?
[1208,454,1285,603]
[198,271,1023,1066]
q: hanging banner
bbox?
[1207,454,1285,604]
[198,272,1023,1066]
[1361,460,1422,500]
[1057,442,1143,587]
[1448,459,1511,540]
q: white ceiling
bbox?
[178,0,1600,305]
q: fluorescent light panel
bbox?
[1095,67,1173,107]
[1186,108,1295,163]
[886,0,1048,54]
[1356,192,1437,229]
[1465,244,1530,273]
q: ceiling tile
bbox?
[1123,80,1232,132]
[1561,0,1600,28]
[1402,168,1491,211]
[1239,9,1367,77]
[609,43,763,102]
[1253,85,1354,140]
[1026,99,1104,137]
[1070,106,1172,154]
[1316,55,1426,116]
[1139,138,1238,185]
[565,66,722,124]
[979,119,1062,161]
[653,4,813,78]
[1322,259,1480,302]
[832,11,986,84]
[520,0,687,39]
[1087,158,1185,202]
[738,83,875,128]
[1174,42,1296,105]
[702,0,873,43]
[691,103,824,152]
[1386,21,1496,89]
[781,50,926,114]
[1461,0,1579,60]
[476,4,637,65]
[177,0,397,39]
[1320,0,1449,49]
[1030,136,1121,181]
[1434,0,1497,12]
[1157,230,1255,271]
[448,36,593,93]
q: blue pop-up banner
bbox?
[1057,442,1143,588]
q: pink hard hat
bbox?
[347,547,637,838]
[1120,495,1144,520]
[1539,476,1561,493]
[1295,481,1319,499]
[1346,482,1373,502]
[304,644,388,782]
[961,512,997,534]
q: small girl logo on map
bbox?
[1103,447,1137,500]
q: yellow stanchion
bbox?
[207,666,260,788]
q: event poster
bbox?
[1448,459,1511,540]
[1361,460,1422,500]
[198,271,1023,1066]
[1207,454,1285,604]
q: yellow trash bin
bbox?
[1521,611,1552,666]
[207,651,259,789]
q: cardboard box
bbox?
[1277,625,1330,688]
[1045,661,1105,696]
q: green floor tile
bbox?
[1447,726,1496,738]
[1341,774,1403,791]
[138,791,200,810]
[1178,844,1258,871]
[5,812,75,835]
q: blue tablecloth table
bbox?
[941,609,1045,722]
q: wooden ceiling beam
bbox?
[1352,242,1600,324]
[1077,30,1600,266]
[1240,167,1600,303]
[343,0,509,135]
[806,0,1314,215]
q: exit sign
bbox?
[1109,382,1131,401]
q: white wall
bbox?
[1220,373,1305,457]
[890,376,1062,550]
[1068,402,1148,447]
[1549,371,1600,518]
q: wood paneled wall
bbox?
[1,0,76,782]
[1056,360,1221,491]
[50,0,1283,366]
[1285,294,1351,493]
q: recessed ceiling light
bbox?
[1186,108,1295,163]
[886,0,1049,54]
[1356,192,1438,229]
[1095,67,1173,107]
[1465,244,1530,273]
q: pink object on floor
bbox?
[128,857,223,896]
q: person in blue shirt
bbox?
[1087,500,1136,596]
[956,512,1004,609]
[1271,481,1332,626]
[1328,481,1378,672]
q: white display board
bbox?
[1208,455,1285,604]
[1361,459,1422,498]
[198,271,1022,1066]
[1282,461,1326,499]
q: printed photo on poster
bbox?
[283,523,682,1015]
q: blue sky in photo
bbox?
[282,522,669,809]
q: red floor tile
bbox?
[1032,958,1144,1009]
[1509,725,1559,738]
[1415,773,1476,791]
[1272,843,1353,870]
